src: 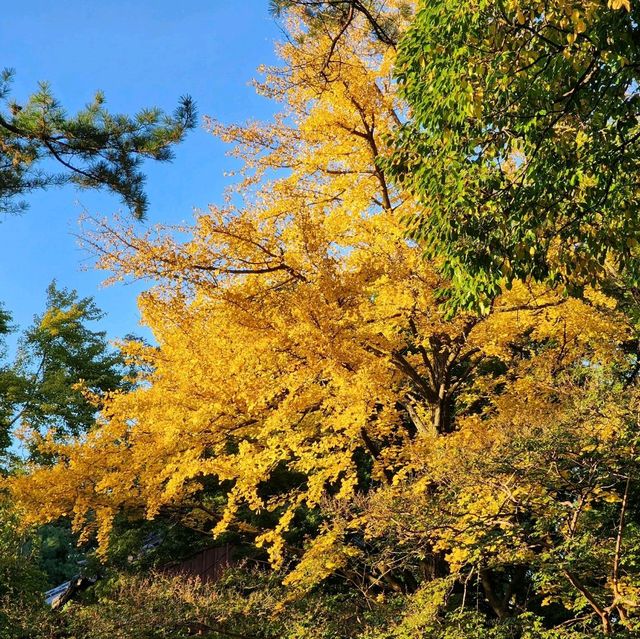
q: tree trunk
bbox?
[432,385,453,434]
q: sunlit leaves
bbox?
[388,0,640,312]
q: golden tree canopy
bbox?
[9,5,636,618]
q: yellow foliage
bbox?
[8,1,634,596]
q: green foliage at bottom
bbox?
[4,567,636,639]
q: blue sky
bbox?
[0,1,281,347]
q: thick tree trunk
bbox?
[432,385,454,435]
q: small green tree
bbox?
[0,308,14,454]
[5,282,133,446]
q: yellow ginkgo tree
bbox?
[9,2,640,635]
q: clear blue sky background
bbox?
[0,1,281,349]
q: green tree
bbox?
[0,308,14,454]
[3,282,132,449]
[387,0,640,312]
[0,68,195,219]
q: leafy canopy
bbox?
[387,0,640,311]
[0,282,133,465]
[9,4,640,635]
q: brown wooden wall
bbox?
[162,545,235,583]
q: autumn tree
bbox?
[388,0,640,311]
[8,2,640,636]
